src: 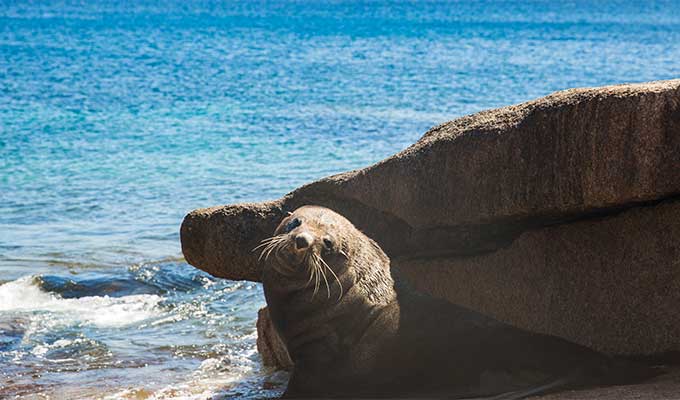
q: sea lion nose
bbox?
[294,232,313,250]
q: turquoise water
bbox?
[1,1,679,398]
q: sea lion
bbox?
[258,205,655,399]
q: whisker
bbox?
[254,236,278,247]
[271,238,284,255]
[260,240,277,262]
[318,254,344,302]
[309,267,318,300]
[263,242,278,262]
[254,236,287,262]
[266,236,288,261]
[257,241,274,262]
[273,240,287,267]
[313,258,321,298]
[255,234,340,302]
[304,253,315,288]
[252,235,285,252]
[315,254,331,299]
[309,257,320,300]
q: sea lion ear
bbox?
[287,211,293,216]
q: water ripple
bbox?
[2,0,680,397]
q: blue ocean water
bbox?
[1,1,679,398]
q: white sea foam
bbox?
[31,338,75,356]
[101,349,275,400]
[0,276,162,328]
[103,359,247,400]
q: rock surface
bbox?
[182,80,680,280]
[531,369,680,400]
[180,80,680,370]
[395,198,680,355]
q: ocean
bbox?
[1,0,679,398]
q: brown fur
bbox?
[260,206,656,399]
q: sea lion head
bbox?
[257,205,394,305]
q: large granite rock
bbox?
[395,198,680,355]
[180,80,680,366]
[182,80,680,280]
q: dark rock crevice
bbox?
[401,190,680,260]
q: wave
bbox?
[0,276,162,328]
[103,350,287,400]
[129,261,215,294]
[38,274,161,298]
[14,259,213,300]
[0,266,272,399]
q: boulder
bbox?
[182,80,680,281]
[395,198,680,355]
[180,79,680,366]
[181,202,284,282]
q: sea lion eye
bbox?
[323,237,333,250]
[284,217,301,233]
